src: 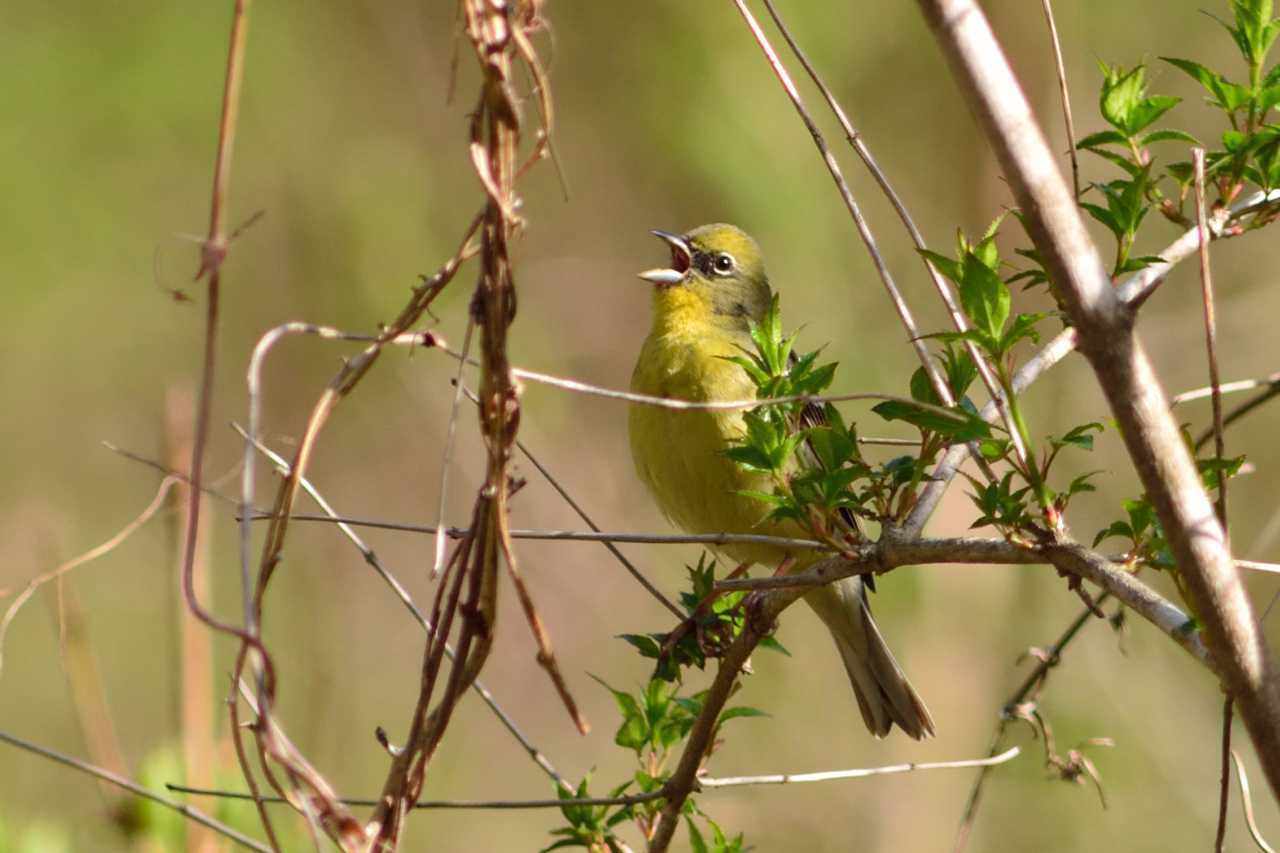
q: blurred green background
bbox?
[3,1,1279,850]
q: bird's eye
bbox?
[713,253,735,274]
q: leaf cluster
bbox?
[621,556,788,683]
[1079,0,1280,276]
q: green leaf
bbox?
[1129,94,1182,133]
[1077,129,1128,150]
[720,445,776,473]
[1100,63,1148,132]
[619,633,663,659]
[1066,471,1102,497]
[1053,422,1104,451]
[719,706,770,723]
[1141,128,1200,146]
[590,676,649,753]
[998,311,1048,356]
[687,818,710,853]
[1162,57,1253,112]
[759,634,791,656]
[871,399,993,442]
[910,365,942,405]
[919,249,963,285]
[958,250,1011,342]
[1093,520,1134,547]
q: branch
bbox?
[0,728,270,853]
[906,187,1280,537]
[715,536,1208,666]
[236,428,570,791]
[698,747,1021,788]
[167,746,1019,808]
[916,0,1280,799]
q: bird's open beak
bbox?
[638,230,692,286]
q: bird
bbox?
[628,223,934,739]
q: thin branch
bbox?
[952,595,1109,853]
[917,0,1280,800]
[951,727,1008,853]
[728,0,956,414]
[234,427,569,790]
[459,382,684,620]
[1171,373,1280,406]
[1231,750,1278,853]
[1039,0,1079,199]
[245,512,828,551]
[1218,695,1235,853]
[169,746,1019,809]
[184,0,263,718]
[1196,378,1280,453]
[433,317,475,577]
[699,747,1021,787]
[758,0,1015,482]
[0,728,271,853]
[1198,147,1234,853]
[166,784,664,810]
[715,537,1208,665]
[1194,148,1229,531]
[1237,560,1280,574]
[907,188,1280,537]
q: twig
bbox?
[185,3,284,843]
[1039,0,1079,199]
[245,512,828,551]
[1231,750,1278,853]
[1198,382,1280,452]
[433,317,475,577]
[235,427,570,790]
[236,217,478,848]
[167,784,664,810]
[717,539,1207,665]
[1194,148,1229,532]
[647,580,810,852]
[952,596,1108,852]
[459,381,684,619]
[0,728,271,853]
[0,477,178,677]
[699,747,1021,787]
[1218,696,1235,853]
[729,0,955,413]
[445,341,992,424]
[1172,373,1280,406]
[164,385,217,853]
[907,188,1280,537]
[757,0,1013,484]
[1198,147,1234,853]
[918,0,1280,800]
[169,746,1019,809]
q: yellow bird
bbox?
[628,223,934,739]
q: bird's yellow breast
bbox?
[629,319,799,569]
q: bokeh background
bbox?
[4,1,1280,850]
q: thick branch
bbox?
[916,0,1280,799]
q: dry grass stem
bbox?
[0,477,178,677]
[1231,750,1278,853]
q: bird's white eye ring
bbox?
[713,253,735,274]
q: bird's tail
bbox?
[804,576,934,740]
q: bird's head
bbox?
[638,223,772,331]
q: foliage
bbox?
[547,555,771,850]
